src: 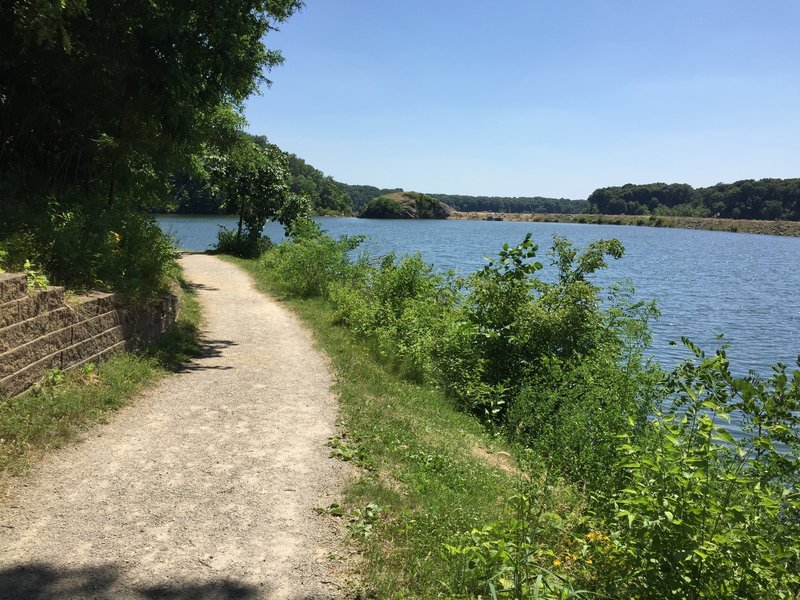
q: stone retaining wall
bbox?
[0,273,177,397]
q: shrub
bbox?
[508,350,660,492]
[590,340,800,599]
[443,481,587,599]
[215,227,272,258]
[0,206,178,304]
[261,223,365,298]
[437,234,630,422]
[330,252,456,379]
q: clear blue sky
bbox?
[245,1,800,199]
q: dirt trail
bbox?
[0,254,350,599]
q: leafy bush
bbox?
[443,482,587,599]
[260,222,365,298]
[508,351,660,492]
[215,227,272,258]
[331,252,456,379]
[436,234,634,422]
[0,207,177,304]
[589,340,800,599]
[257,229,800,597]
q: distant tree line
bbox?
[430,195,586,214]
[171,150,799,222]
[586,179,800,220]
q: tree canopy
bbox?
[0,0,302,290]
[1,0,300,214]
[586,179,800,220]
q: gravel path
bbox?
[0,254,350,600]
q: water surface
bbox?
[158,215,800,377]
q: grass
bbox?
[0,277,203,478]
[226,256,556,599]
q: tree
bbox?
[207,136,311,256]
[0,1,301,261]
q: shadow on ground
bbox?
[0,562,264,599]
[177,338,237,372]
[185,281,220,292]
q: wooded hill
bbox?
[587,179,800,221]
[169,144,800,222]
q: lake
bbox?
[158,214,800,377]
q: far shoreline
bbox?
[448,211,800,237]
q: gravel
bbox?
[0,254,352,599]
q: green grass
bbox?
[226,256,552,599]
[0,277,203,477]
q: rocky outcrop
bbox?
[359,192,454,219]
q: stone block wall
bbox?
[0,273,177,397]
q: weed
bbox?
[315,503,346,517]
[23,259,49,290]
[349,503,383,539]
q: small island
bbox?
[358,191,454,219]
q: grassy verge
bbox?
[226,256,574,599]
[0,278,203,478]
[451,211,800,236]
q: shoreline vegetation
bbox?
[230,224,800,599]
[448,210,800,237]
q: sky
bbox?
[245,0,800,199]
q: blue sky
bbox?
[245,1,800,199]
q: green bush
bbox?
[1,206,177,304]
[588,340,800,598]
[508,351,660,492]
[443,480,587,600]
[51,208,177,303]
[436,234,632,422]
[260,223,365,298]
[257,229,800,597]
[215,227,272,258]
[332,252,456,379]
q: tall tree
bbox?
[206,135,311,248]
[0,0,301,225]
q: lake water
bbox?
[158,215,800,377]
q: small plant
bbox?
[443,490,590,599]
[327,433,371,468]
[315,503,345,517]
[593,339,800,599]
[349,503,383,539]
[44,368,65,387]
[23,259,49,290]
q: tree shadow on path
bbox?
[175,338,238,372]
[0,562,264,599]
